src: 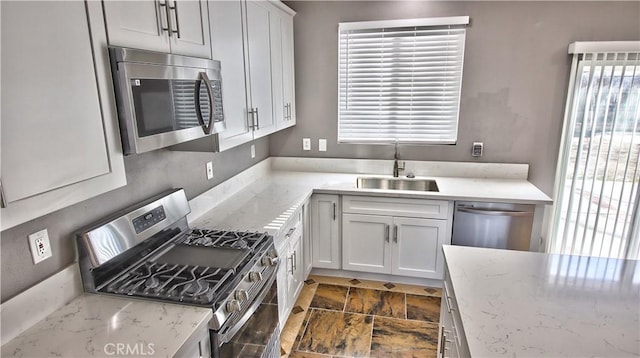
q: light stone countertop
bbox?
[191,170,552,240]
[1,294,212,358]
[443,245,640,357]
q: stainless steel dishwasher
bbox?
[452,201,535,251]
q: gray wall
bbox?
[271,1,640,195]
[0,137,269,302]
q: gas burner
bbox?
[180,229,268,252]
[105,262,233,305]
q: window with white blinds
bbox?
[550,42,640,260]
[338,17,468,144]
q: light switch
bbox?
[303,138,311,151]
[472,142,484,157]
[251,144,256,158]
[319,139,327,152]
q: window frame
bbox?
[337,16,469,145]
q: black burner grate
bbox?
[105,262,233,305]
[179,229,268,251]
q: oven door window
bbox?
[131,79,210,137]
[219,280,279,358]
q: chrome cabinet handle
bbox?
[285,227,295,238]
[248,108,255,129]
[254,107,260,130]
[0,179,6,208]
[158,0,170,33]
[393,224,398,243]
[457,206,533,217]
[194,72,214,134]
[384,224,390,243]
[333,203,336,220]
[293,251,297,271]
[288,255,294,274]
[168,0,181,38]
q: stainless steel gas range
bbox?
[76,189,280,358]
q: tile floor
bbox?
[280,275,443,358]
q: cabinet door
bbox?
[1,1,126,229]
[302,201,313,276]
[269,10,284,128]
[277,249,290,328]
[342,214,392,274]
[289,232,304,301]
[169,0,211,58]
[310,194,340,269]
[210,0,253,151]
[280,13,296,128]
[245,1,276,137]
[392,217,448,279]
[102,0,171,53]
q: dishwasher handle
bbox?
[456,206,533,217]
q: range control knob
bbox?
[261,256,278,267]
[248,271,263,282]
[235,289,249,302]
[225,299,241,313]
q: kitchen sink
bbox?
[356,177,439,192]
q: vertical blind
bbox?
[551,44,640,260]
[338,17,468,144]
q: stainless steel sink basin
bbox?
[356,177,439,192]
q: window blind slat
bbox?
[338,18,465,144]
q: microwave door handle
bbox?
[195,72,215,134]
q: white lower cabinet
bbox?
[341,196,452,280]
[173,320,211,358]
[276,208,305,328]
[342,214,448,279]
[310,194,341,269]
[439,269,470,358]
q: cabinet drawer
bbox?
[342,196,450,219]
[274,207,302,253]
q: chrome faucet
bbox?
[393,142,405,178]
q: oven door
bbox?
[113,60,225,155]
[214,269,280,358]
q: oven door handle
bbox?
[217,266,278,345]
[195,72,214,134]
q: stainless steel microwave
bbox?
[109,47,225,155]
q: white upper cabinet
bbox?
[246,1,276,137]
[278,11,296,128]
[209,0,253,150]
[103,0,211,58]
[211,0,295,152]
[1,1,126,230]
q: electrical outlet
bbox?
[28,229,52,264]
[303,138,311,151]
[472,142,484,157]
[318,139,327,152]
[251,144,256,158]
[206,161,214,180]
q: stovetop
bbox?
[101,228,272,306]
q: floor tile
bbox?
[281,283,319,355]
[297,309,372,357]
[345,287,405,319]
[288,351,333,358]
[406,294,441,323]
[309,284,349,310]
[370,316,439,357]
[309,275,353,287]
